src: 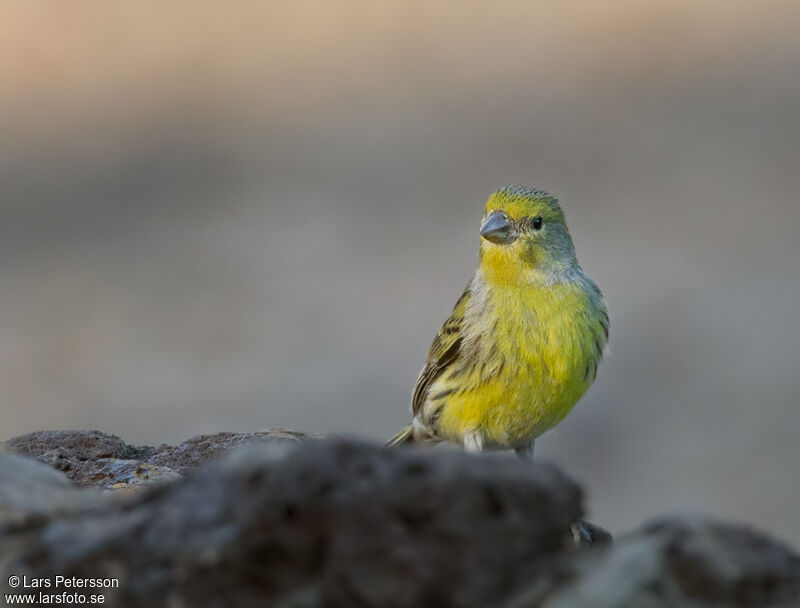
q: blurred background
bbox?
[2,1,798,544]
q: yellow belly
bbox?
[435,364,592,448]
[431,281,603,448]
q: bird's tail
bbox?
[385,424,416,448]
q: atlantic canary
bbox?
[387,186,608,459]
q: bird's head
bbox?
[478,186,578,285]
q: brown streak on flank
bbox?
[411,336,463,416]
[426,403,444,428]
[453,289,470,308]
[461,338,483,370]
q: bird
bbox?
[387,186,608,459]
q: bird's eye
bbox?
[532,216,543,230]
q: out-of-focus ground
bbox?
[2,2,798,544]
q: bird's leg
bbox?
[463,431,485,453]
[514,441,535,460]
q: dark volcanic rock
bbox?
[505,514,800,608]
[2,434,798,607]
[6,429,156,488]
[79,458,183,489]
[0,451,99,531]
[659,516,800,607]
[147,429,313,473]
[5,429,313,488]
[7,430,148,475]
[0,439,581,608]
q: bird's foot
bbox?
[514,441,535,460]
[570,520,613,547]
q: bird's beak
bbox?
[480,212,516,244]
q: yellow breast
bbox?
[432,278,605,448]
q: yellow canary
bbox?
[387,186,608,458]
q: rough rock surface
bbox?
[1,439,582,608]
[5,429,310,488]
[506,515,800,608]
[1,433,798,607]
[0,451,100,531]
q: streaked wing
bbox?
[411,286,471,416]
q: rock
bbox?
[0,438,582,608]
[505,514,800,608]
[5,430,153,487]
[147,429,313,473]
[2,432,798,607]
[0,452,98,531]
[4,429,314,489]
[7,429,149,463]
[86,459,183,490]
